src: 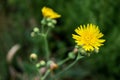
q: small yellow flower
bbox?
[41,7,61,19]
[72,24,105,52]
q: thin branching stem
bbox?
[53,53,83,79]
[58,57,70,66]
[41,69,51,80]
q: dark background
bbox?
[0,0,120,80]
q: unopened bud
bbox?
[30,53,38,62]
[33,27,39,32]
[36,63,41,68]
[47,22,54,28]
[68,52,75,59]
[40,67,46,74]
[51,19,57,24]
[73,48,78,54]
[40,60,46,66]
[46,18,52,22]
[41,18,46,25]
[50,61,58,70]
[31,32,35,37]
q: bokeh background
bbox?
[0,0,120,80]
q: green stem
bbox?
[53,54,83,79]
[41,69,50,80]
[38,69,42,79]
[58,57,70,66]
[44,27,51,60]
[44,35,50,60]
[54,59,78,78]
[41,17,45,33]
[46,28,51,35]
[41,24,45,33]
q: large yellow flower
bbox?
[41,7,61,19]
[72,24,105,52]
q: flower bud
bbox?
[31,32,35,37]
[46,18,52,22]
[36,63,41,68]
[49,61,58,70]
[73,48,78,54]
[51,19,57,24]
[41,18,46,25]
[40,60,46,66]
[33,27,39,32]
[36,60,46,68]
[68,52,75,59]
[40,67,46,74]
[47,22,54,28]
[30,53,38,62]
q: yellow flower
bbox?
[72,24,105,52]
[41,7,61,19]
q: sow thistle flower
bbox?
[72,24,105,52]
[41,7,61,19]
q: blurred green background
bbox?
[0,0,120,80]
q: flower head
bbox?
[41,7,61,19]
[72,24,105,52]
